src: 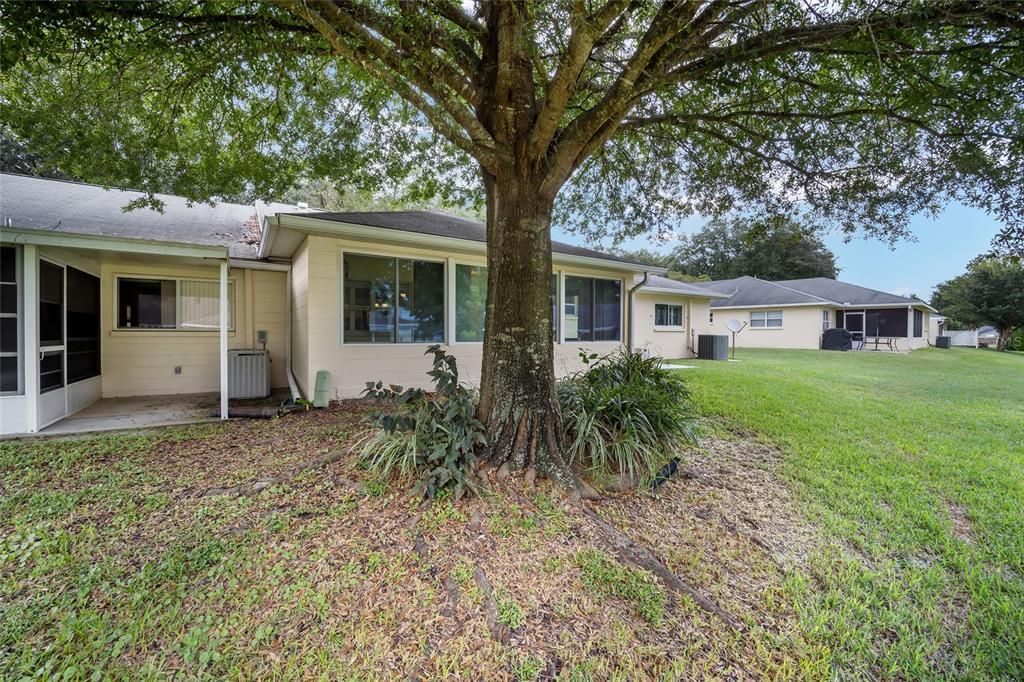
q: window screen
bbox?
[66,267,100,383]
[655,304,683,327]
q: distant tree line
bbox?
[612,216,839,282]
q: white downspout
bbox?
[219,260,229,420]
[284,264,301,403]
[627,272,650,351]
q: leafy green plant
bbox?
[558,348,698,482]
[575,549,666,626]
[360,345,485,499]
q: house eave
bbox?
[1,226,228,259]
[641,286,731,299]
[271,213,664,274]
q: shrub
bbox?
[360,345,485,499]
[557,348,698,482]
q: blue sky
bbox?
[552,202,1002,301]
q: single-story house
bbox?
[691,275,936,350]
[0,173,724,435]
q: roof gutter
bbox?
[627,272,650,351]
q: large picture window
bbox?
[564,276,621,341]
[343,254,444,344]
[654,303,683,328]
[455,265,559,342]
[117,276,234,330]
[750,310,783,328]
[67,267,100,383]
[1,246,20,394]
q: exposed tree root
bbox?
[473,565,512,643]
[200,444,360,497]
[580,504,744,631]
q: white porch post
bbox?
[445,256,456,345]
[23,245,39,432]
[219,260,229,420]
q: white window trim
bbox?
[750,310,784,329]
[653,303,684,331]
[113,274,236,332]
[339,249,448,346]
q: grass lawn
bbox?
[680,347,1024,679]
[1,348,1020,680]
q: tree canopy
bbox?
[2,1,1022,248]
[932,257,1024,349]
[2,0,1023,481]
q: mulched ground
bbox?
[1,402,821,680]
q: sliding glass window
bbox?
[343,254,444,344]
[454,265,560,342]
[564,276,621,341]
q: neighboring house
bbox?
[929,314,948,341]
[690,275,936,350]
[975,326,1000,347]
[0,173,722,435]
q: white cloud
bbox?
[888,286,914,297]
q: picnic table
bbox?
[858,336,899,352]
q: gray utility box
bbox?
[936,336,951,349]
[228,349,270,399]
[697,334,729,360]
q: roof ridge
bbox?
[758,278,838,304]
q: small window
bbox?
[751,310,783,328]
[822,310,830,332]
[654,304,683,328]
[117,277,234,330]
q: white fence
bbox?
[944,330,979,347]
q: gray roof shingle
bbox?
[688,275,931,308]
[280,210,648,267]
[0,173,302,258]
[773,277,926,307]
[641,274,728,298]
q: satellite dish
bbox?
[725,319,747,359]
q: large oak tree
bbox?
[2,1,1022,491]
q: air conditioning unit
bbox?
[936,336,951,349]
[697,334,729,360]
[228,349,270,399]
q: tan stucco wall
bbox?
[705,305,828,349]
[633,292,694,359]
[95,261,287,397]
[294,234,638,400]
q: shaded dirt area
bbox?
[1,403,821,680]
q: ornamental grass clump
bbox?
[360,345,485,499]
[558,349,698,482]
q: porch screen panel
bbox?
[39,260,64,346]
[0,246,19,393]
[66,267,100,383]
[913,310,923,337]
[865,308,907,337]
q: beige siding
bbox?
[250,269,288,389]
[633,292,693,359]
[708,306,828,349]
[301,235,633,400]
[99,261,288,397]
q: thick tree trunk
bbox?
[475,172,594,496]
